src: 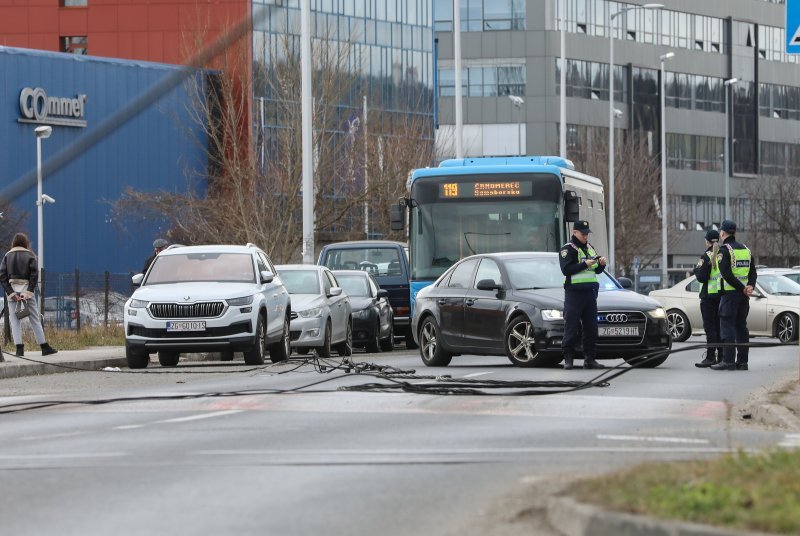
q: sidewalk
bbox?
[0,346,128,380]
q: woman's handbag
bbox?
[14,299,31,320]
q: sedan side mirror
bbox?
[617,277,633,290]
[752,288,764,298]
[131,273,144,285]
[329,287,343,297]
[260,270,274,284]
[476,279,503,291]
[377,289,389,299]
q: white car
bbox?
[276,265,352,357]
[648,272,800,343]
[124,244,291,368]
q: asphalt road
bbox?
[0,339,797,536]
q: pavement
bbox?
[0,345,798,535]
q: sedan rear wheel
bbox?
[365,321,381,353]
[504,316,540,368]
[666,309,691,342]
[418,317,451,367]
[776,312,798,343]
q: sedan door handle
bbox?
[465,298,475,306]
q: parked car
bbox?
[332,270,393,352]
[648,271,800,343]
[124,244,291,368]
[318,240,415,348]
[411,252,671,368]
[755,267,800,286]
[276,265,352,358]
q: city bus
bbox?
[389,156,607,309]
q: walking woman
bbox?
[0,233,57,357]
[694,229,721,367]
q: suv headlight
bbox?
[129,299,149,308]
[541,309,564,321]
[298,306,324,318]
[226,295,254,306]
[647,307,666,319]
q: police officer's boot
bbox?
[695,351,716,368]
[563,355,574,370]
[583,357,606,369]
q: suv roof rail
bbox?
[246,242,258,249]
[165,244,183,250]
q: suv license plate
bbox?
[599,326,639,337]
[167,321,206,332]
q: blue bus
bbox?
[389,156,607,309]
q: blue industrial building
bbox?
[0,46,207,275]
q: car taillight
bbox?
[393,307,410,316]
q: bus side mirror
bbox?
[564,191,580,222]
[390,202,406,231]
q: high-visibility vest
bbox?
[565,243,598,285]
[721,244,752,291]
[706,251,721,295]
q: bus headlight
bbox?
[541,309,564,321]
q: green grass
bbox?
[569,449,800,534]
[3,324,124,352]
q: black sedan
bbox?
[333,270,394,352]
[411,252,671,368]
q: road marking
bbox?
[113,424,145,430]
[19,431,84,441]
[0,452,126,460]
[463,372,493,378]
[597,434,710,444]
[154,410,243,424]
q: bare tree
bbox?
[742,174,800,267]
[567,130,687,276]
[0,202,27,252]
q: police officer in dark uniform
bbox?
[559,220,607,370]
[711,220,756,371]
[694,229,723,367]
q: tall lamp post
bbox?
[34,125,52,290]
[608,3,663,276]
[508,95,524,155]
[659,51,675,289]
[723,77,738,218]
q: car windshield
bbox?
[322,247,403,276]
[281,270,320,294]
[504,257,620,291]
[146,253,255,284]
[335,274,370,297]
[758,274,800,296]
[783,273,800,285]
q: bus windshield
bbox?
[410,173,562,280]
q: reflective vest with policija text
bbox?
[706,251,721,295]
[721,244,752,292]
[565,243,598,285]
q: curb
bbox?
[0,356,129,380]
[546,495,775,536]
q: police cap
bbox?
[573,220,591,234]
[153,238,169,248]
[720,220,737,233]
[704,229,719,242]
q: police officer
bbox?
[694,229,723,367]
[559,220,607,370]
[143,238,168,274]
[711,220,756,371]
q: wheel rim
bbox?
[507,320,537,362]
[258,319,266,355]
[778,314,795,342]
[283,318,291,355]
[667,312,685,339]
[346,323,353,352]
[421,322,437,359]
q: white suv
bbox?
[124,244,291,368]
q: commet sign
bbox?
[18,87,88,128]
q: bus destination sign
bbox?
[439,180,532,199]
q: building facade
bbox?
[434,0,800,278]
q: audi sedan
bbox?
[411,252,671,368]
[648,270,800,343]
[332,270,394,352]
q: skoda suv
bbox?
[124,244,291,368]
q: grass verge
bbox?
[569,449,800,534]
[3,324,124,352]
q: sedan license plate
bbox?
[166,321,206,332]
[599,326,639,337]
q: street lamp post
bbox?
[559,0,566,158]
[608,3,663,276]
[723,77,738,219]
[660,51,675,289]
[34,125,52,290]
[508,95,524,155]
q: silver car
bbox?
[648,271,800,343]
[276,265,352,357]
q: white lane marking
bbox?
[192,446,737,456]
[0,452,126,460]
[19,431,84,441]
[597,434,710,444]
[113,424,145,430]
[463,372,493,378]
[154,410,243,424]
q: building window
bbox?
[61,36,87,54]
[438,64,525,97]
[61,0,87,5]
[434,0,525,32]
[664,72,724,113]
[555,59,627,103]
[666,133,723,172]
